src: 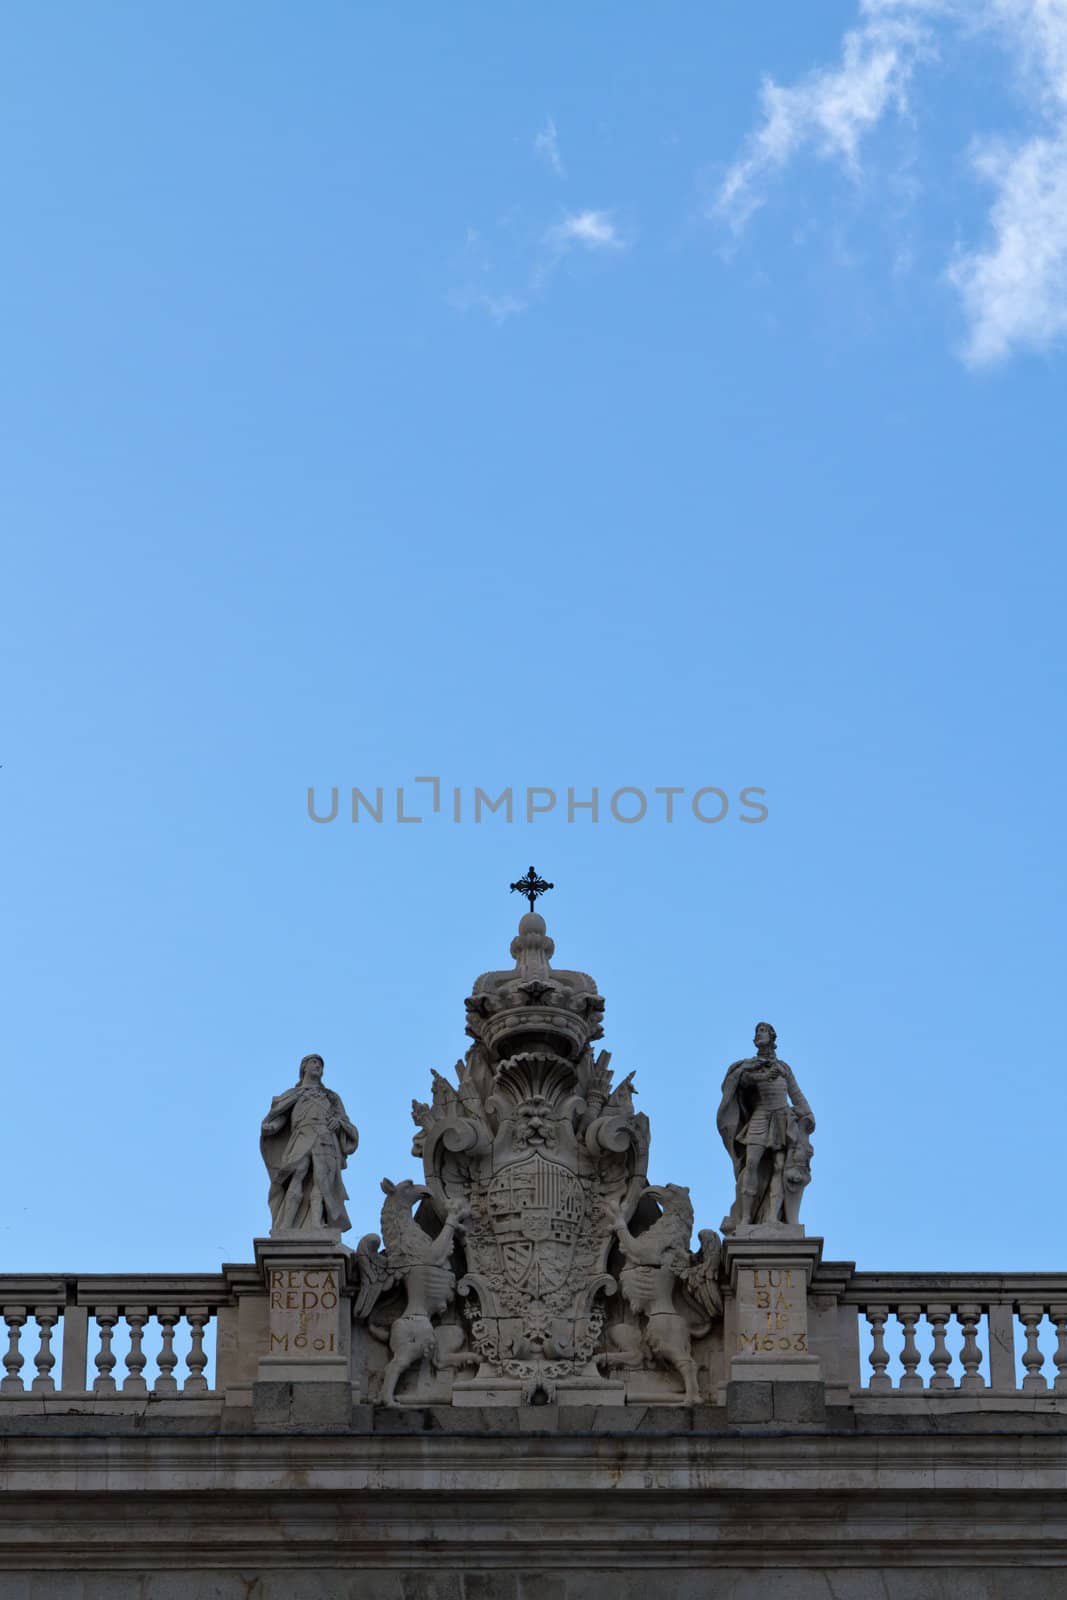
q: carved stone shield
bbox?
[486,1152,585,1298]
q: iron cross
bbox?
[510,866,554,913]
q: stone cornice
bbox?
[1,1430,1067,1572]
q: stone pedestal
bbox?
[722,1233,825,1423]
[253,1236,353,1385]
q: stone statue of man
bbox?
[716,1023,814,1231]
[260,1054,359,1235]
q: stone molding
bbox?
[1,1431,1067,1573]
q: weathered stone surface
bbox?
[726,1378,773,1422]
[1,1394,1067,1587]
[250,1379,290,1423]
[398,1576,465,1600]
[3,1575,1064,1600]
[252,1378,353,1430]
[290,1379,353,1429]
[458,1576,518,1600]
[772,1378,826,1422]
[516,1579,567,1600]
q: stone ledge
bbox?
[4,1428,1067,1489]
[0,1572,1061,1600]
[5,1400,1067,1439]
[2,1485,1067,1575]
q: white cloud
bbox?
[451,209,626,323]
[534,116,565,177]
[716,8,934,232]
[718,0,1067,364]
[451,116,633,321]
[949,131,1067,363]
[545,210,625,251]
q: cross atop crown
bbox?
[509,866,554,914]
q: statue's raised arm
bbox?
[717,1022,813,1235]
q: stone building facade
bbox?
[1,900,1065,1597]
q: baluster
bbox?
[865,1306,892,1392]
[1019,1304,1048,1393]
[92,1308,118,1395]
[1,1308,27,1394]
[897,1304,923,1392]
[31,1310,58,1394]
[926,1305,953,1390]
[155,1310,179,1394]
[957,1304,985,1393]
[184,1307,210,1393]
[123,1307,148,1395]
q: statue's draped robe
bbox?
[716,1057,812,1228]
[261,1084,359,1231]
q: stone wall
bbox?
[1,1425,1066,1596]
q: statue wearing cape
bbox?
[260,1056,359,1233]
[716,1040,813,1231]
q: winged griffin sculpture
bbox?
[353,1178,470,1406]
[602,1184,722,1403]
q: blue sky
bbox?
[3,2,1066,1275]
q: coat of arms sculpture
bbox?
[351,884,764,1407]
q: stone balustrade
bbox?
[3,1264,1067,1418]
[0,1275,228,1402]
[843,1272,1067,1398]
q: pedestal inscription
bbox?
[735,1265,808,1357]
[254,1238,351,1384]
[267,1266,340,1358]
[721,1235,823,1389]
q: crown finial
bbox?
[509,866,554,914]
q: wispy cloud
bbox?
[545,210,625,251]
[717,0,1067,365]
[452,207,628,324]
[534,116,565,178]
[449,285,528,323]
[451,119,630,322]
[717,9,934,234]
